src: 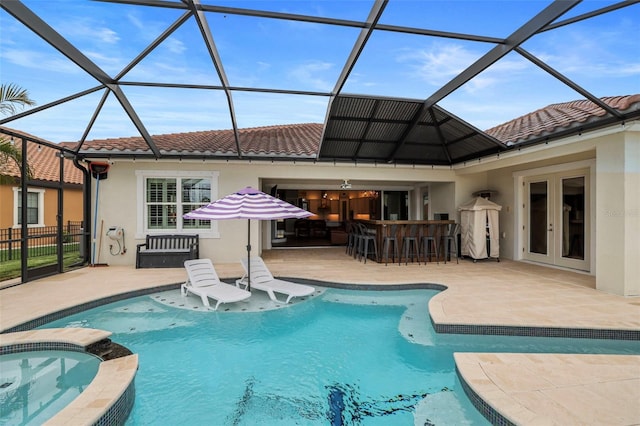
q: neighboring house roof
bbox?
[0,127,84,185]
[485,95,640,145]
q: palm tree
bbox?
[0,83,36,115]
[0,83,36,183]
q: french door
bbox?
[524,169,589,271]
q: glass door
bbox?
[523,170,589,271]
[525,177,554,264]
[555,174,588,270]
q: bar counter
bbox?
[359,219,455,263]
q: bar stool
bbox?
[381,224,400,266]
[345,221,357,256]
[358,223,378,264]
[421,223,439,265]
[401,224,420,265]
[352,223,363,259]
[441,223,459,264]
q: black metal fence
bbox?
[0,221,84,263]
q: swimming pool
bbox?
[0,350,101,425]
[40,287,638,425]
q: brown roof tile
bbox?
[1,128,84,185]
[485,95,640,145]
[7,95,638,163]
[79,123,323,157]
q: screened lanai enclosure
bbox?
[1,0,638,158]
[1,0,639,282]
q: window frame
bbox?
[12,187,45,228]
[135,170,219,238]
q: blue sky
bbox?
[1,0,639,143]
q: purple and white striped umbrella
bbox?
[183,186,312,221]
[183,186,312,291]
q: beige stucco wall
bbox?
[481,151,597,261]
[88,121,639,296]
[458,121,639,296]
[91,160,456,266]
[595,131,640,296]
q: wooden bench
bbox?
[135,234,199,268]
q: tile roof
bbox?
[76,123,323,158]
[4,95,639,168]
[485,95,640,145]
[0,128,84,185]
[72,95,639,160]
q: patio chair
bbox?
[237,256,315,303]
[182,259,251,310]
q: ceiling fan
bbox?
[340,179,352,190]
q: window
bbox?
[12,188,45,227]
[136,170,219,237]
[383,191,408,220]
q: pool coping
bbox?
[454,352,640,425]
[2,273,639,425]
[0,328,137,426]
[6,280,639,341]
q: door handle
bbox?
[548,224,553,232]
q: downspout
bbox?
[72,156,91,265]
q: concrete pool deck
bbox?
[1,248,639,425]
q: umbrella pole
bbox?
[247,220,251,292]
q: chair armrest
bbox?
[136,243,147,253]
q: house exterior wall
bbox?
[0,185,13,229]
[91,160,456,266]
[482,151,597,264]
[596,132,640,296]
[87,121,639,296]
[0,184,83,229]
[61,188,84,224]
[458,121,639,296]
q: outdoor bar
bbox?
[359,219,455,263]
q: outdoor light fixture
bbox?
[89,161,110,180]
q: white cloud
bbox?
[126,13,145,31]
[397,44,479,84]
[59,20,120,45]
[527,22,640,80]
[83,50,126,72]
[95,27,120,44]
[397,43,530,94]
[536,50,640,79]
[288,61,334,91]
[2,48,83,75]
[256,61,271,72]
[163,38,186,55]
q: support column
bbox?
[595,131,640,296]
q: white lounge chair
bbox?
[236,256,315,304]
[182,259,251,310]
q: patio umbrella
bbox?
[183,186,313,291]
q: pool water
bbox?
[0,350,101,426]
[41,288,639,425]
